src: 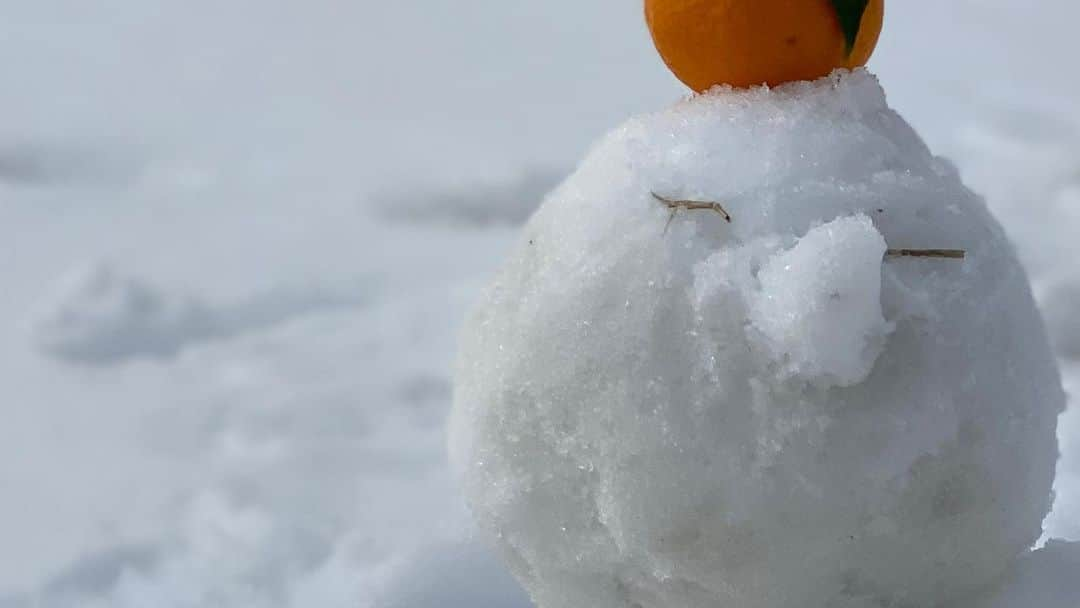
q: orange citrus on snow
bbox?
[645,0,884,91]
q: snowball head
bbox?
[449,71,1064,608]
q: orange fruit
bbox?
[645,0,884,91]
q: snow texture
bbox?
[1040,279,1080,360]
[373,539,532,608]
[30,264,371,365]
[746,215,891,387]
[1,0,1080,606]
[376,169,565,227]
[967,541,1080,608]
[451,71,1065,608]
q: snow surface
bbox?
[451,70,1064,608]
[1,0,1079,607]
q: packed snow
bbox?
[744,214,890,387]
[451,71,1065,608]
[1,1,1080,607]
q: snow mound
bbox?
[30,264,371,365]
[30,264,219,364]
[450,71,1064,608]
[0,138,143,187]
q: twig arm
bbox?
[885,249,966,260]
[651,192,965,261]
[652,192,732,223]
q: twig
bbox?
[652,192,964,260]
[885,249,966,260]
[652,192,732,229]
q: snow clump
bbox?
[744,214,891,387]
[450,70,1064,608]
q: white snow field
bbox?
[451,71,1064,608]
[0,1,1078,607]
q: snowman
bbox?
[449,2,1065,607]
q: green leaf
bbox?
[830,0,872,55]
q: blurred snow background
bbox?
[0,0,1078,606]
